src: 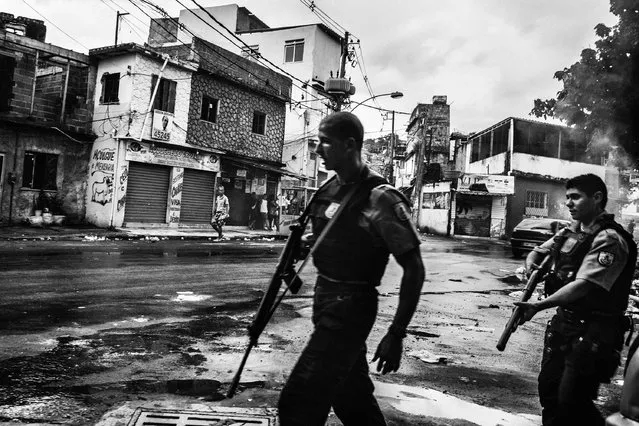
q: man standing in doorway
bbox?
[211,185,230,239]
[277,112,425,425]
[515,173,637,426]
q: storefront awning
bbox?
[226,157,306,179]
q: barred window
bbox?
[525,190,548,216]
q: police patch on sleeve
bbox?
[393,203,410,221]
[597,251,615,267]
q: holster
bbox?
[544,272,564,297]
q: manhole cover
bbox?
[129,407,277,425]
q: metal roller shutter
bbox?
[124,162,170,223]
[180,168,215,224]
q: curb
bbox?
[1,232,288,242]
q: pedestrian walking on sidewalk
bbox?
[211,185,230,239]
[277,112,425,426]
[515,173,637,426]
[259,194,268,230]
[267,194,278,231]
[247,192,258,230]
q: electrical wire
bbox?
[20,0,90,51]
[181,0,330,103]
[99,0,148,43]
[129,0,325,113]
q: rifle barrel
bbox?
[226,340,255,398]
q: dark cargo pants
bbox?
[278,280,386,426]
[539,308,623,426]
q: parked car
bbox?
[510,218,571,258]
[605,339,639,426]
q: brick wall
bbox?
[160,38,292,102]
[0,40,93,135]
[187,73,285,163]
[148,18,178,47]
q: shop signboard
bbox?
[125,141,220,172]
[457,174,514,194]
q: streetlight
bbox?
[349,91,403,112]
[348,91,403,186]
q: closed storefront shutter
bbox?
[124,162,170,224]
[180,168,215,224]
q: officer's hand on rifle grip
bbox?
[298,233,315,260]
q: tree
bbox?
[531,0,639,167]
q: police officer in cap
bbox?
[277,111,425,425]
[516,173,637,426]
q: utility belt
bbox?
[557,307,635,345]
[315,274,378,294]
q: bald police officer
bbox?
[277,112,425,426]
[516,173,637,426]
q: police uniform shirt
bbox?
[310,167,420,282]
[535,214,629,292]
[575,223,629,292]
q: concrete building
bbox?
[417,117,617,239]
[459,117,617,238]
[147,4,345,220]
[85,39,293,228]
[0,13,96,224]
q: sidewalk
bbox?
[0,223,286,242]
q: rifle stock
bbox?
[226,223,305,398]
[496,254,552,352]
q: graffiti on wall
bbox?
[89,147,116,206]
[91,171,113,205]
[116,166,128,211]
[169,167,184,224]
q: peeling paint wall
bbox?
[0,124,91,223]
[84,136,122,227]
[419,181,451,235]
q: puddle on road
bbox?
[375,381,541,426]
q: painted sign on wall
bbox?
[458,174,514,194]
[89,147,116,205]
[169,167,184,225]
[125,141,220,172]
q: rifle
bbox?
[226,180,362,398]
[496,254,553,352]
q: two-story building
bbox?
[86,38,293,229]
[452,117,616,238]
[0,14,96,224]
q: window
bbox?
[470,137,480,162]
[252,111,267,135]
[241,45,260,61]
[200,95,219,123]
[100,72,120,103]
[0,55,16,112]
[284,39,304,63]
[492,123,509,155]
[151,75,177,113]
[525,190,548,217]
[22,152,58,190]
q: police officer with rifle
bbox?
[270,112,425,426]
[514,174,636,426]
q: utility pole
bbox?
[412,118,428,222]
[115,11,129,46]
[389,110,395,186]
[333,31,349,111]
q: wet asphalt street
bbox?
[0,236,626,425]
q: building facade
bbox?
[457,117,615,238]
[147,4,345,222]
[85,38,293,228]
[0,14,96,224]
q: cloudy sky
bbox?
[5,0,618,139]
